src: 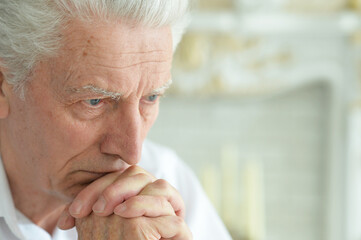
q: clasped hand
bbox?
[57,166,192,240]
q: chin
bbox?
[49,170,113,202]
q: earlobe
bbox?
[0,70,10,119]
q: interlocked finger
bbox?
[114,195,176,218]
[140,179,186,218]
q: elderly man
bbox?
[0,0,231,240]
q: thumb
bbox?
[57,205,75,230]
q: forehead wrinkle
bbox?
[83,46,171,69]
[95,50,167,55]
[85,35,171,57]
[87,59,170,71]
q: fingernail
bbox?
[114,204,126,214]
[57,213,68,229]
[93,196,106,213]
[69,200,82,216]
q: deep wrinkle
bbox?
[0,19,172,234]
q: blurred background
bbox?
[147,0,361,240]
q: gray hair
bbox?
[0,0,189,97]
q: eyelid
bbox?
[141,93,163,104]
[149,92,164,98]
[82,98,105,108]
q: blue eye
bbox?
[147,95,158,102]
[85,99,102,106]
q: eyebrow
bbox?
[68,79,173,100]
[68,85,122,100]
[150,79,173,95]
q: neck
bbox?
[1,153,67,234]
[0,126,68,234]
[10,177,66,234]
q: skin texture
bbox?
[72,165,191,240]
[76,214,190,240]
[0,19,191,239]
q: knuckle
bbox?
[125,165,143,174]
[156,196,169,209]
[134,172,153,182]
[125,195,144,208]
[173,216,185,228]
[153,179,170,190]
[102,185,119,201]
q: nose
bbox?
[100,102,143,165]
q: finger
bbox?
[92,170,155,216]
[69,172,121,218]
[114,195,176,218]
[57,206,75,230]
[69,166,155,218]
[150,216,192,240]
[118,165,156,180]
[140,179,186,218]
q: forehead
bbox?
[63,19,173,56]
[50,19,173,94]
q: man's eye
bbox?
[84,99,102,106]
[146,95,159,102]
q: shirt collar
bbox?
[0,157,26,240]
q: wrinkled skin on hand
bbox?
[76,213,192,240]
[76,214,127,240]
[58,165,192,240]
[58,166,185,227]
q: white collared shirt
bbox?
[0,140,232,240]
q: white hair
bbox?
[0,0,189,96]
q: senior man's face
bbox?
[0,20,173,201]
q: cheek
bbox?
[5,97,54,161]
[52,113,102,150]
[31,107,102,162]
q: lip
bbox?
[77,165,129,176]
[79,170,108,175]
[75,159,129,174]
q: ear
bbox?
[0,68,10,119]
